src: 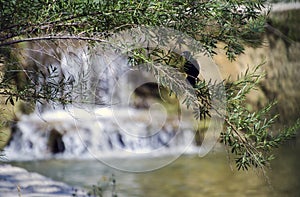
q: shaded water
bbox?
[10,137,300,197]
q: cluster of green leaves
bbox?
[81,174,117,197]
[130,46,299,171]
[1,0,268,60]
[221,66,299,170]
[0,0,270,107]
[0,63,74,106]
[129,47,210,119]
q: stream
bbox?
[9,137,300,197]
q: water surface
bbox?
[11,138,300,197]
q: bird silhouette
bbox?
[181,51,200,87]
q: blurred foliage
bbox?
[89,174,118,197]
[267,9,300,42]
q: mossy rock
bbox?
[194,119,210,146]
[0,95,35,149]
[0,127,11,150]
[268,9,300,43]
[0,96,15,150]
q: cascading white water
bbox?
[4,41,198,161]
[5,107,197,160]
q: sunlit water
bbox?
[10,137,300,197]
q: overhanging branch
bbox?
[0,35,108,47]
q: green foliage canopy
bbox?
[1,0,268,59]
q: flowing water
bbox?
[9,138,300,197]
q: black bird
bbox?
[181,51,200,87]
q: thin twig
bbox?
[0,36,108,47]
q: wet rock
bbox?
[0,164,88,197]
[47,129,65,154]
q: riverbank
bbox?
[0,164,88,197]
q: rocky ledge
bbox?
[0,164,88,197]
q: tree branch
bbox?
[0,35,108,47]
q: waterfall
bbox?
[5,108,196,160]
[4,41,198,161]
